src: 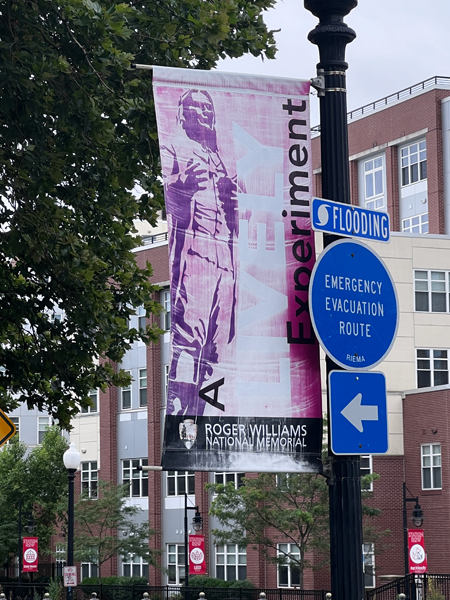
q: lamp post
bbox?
[63,442,81,600]
[184,492,203,600]
[304,2,363,600]
[403,481,424,599]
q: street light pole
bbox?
[63,442,81,600]
[403,482,424,599]
[184,492,203,600]
[304,2,363,600]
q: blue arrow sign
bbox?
[329,371,388,455]
[312,197,390,243]
[309,239,398,370]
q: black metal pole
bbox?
[18,497,22,585]
[304,3,364,600]
[184,492,189,600]
[67,469,76,600]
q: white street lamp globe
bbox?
[63,442,81,471]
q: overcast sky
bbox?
[217,0,450,127]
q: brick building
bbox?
[10,75,450,591]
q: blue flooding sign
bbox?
[309,239,398,370]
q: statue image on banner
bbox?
[161,89,238,417]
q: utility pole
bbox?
[304,2,364,599]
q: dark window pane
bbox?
[291,566,300,586]
[124,565,130,577]
[227,566,236,581]
[402,167,409,186]
[168,477,175,496]
[417,371,431,388]
[143,564,149,580]
[123,479,130,495]
[415,292,429,312]
[411,163,419,183]
[132,565,140,576]
[420,161,427,180]
[178,476,186,495]
[423,468,431,488]
[434,371,448,386]
[188,475,195,495]
[132,479,140,496]
[431,293,446,312]
[238,566,246,580]
[434,468,442,488]
[142,479,148,497]
[279,566,288,586]
[140,388,147,407]
[168,566,176,584]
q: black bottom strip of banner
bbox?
[161,415,323,473]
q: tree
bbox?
[208,473,329,590]
[0,426,69,560]
[208,469,386,589]
[0,0,276,428]
[74,480,157,582]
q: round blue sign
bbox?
[309,239,398,370]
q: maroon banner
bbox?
[408,529,427,574]
[189,534,206,575]
[22,537,38,572]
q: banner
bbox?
[408,529,427,574]
[189,535,206,575]
[22,537,38,573]
[154,68,322,472]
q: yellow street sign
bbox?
[0,408,16,448]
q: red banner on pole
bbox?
[23,537,38,573]
[408,529,427,574]
[189,535,206,575]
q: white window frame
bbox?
[414,270,449,313]
[81,562,98,581]
[138,305,146,332]
[55,543,66,577]
[363,543,375,588]
[215,544,247,581]
[364,156,385,210]
[122,458,149,497]
[122,554,149,579]
[38,416,51,445]
[360,455,373,492]
[401,140,427,187]
[214,472,245,489]
[81,461,98,499]
[402,213,429,234]
[416,349,449,388]
[7,417,19,443]
[167,543,185,585]
[277,543,301,588]
[162,290,171,331]
[121,370,132,410]
[166,471,195,496]
[82,390,98,414]
[164,364,169,407]
[139,368,147,408]
[421,443,442,490]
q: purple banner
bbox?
[154,68,322,472]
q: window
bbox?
[364,157,385,210]
[82,390,98,414]
[402,213,428,234]
[168,544,185,585]
[162,290,171,331]
[401,141,427,186]
[164,364,169,406]
[81,462,98,498]
[122,555,149,579]
[214,472,245,489]
[421,443,442,489]
[216,545,246,581]
[123,459,148,497]
[278,543,300,588]
[139,368,147,407]
[416,349,448,388]
[363,543,375,588]
[360,455,373,492]
[7,417,19,443]
[138,305,146,332]
[167,471,195,496]
[121,371,132,410]
[55,543,66,577]
[414,271,449,313]
[81,562,98,581]
[38,416,51,444]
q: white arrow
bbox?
[341,393,378,433]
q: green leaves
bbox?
[0,0,276,427]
